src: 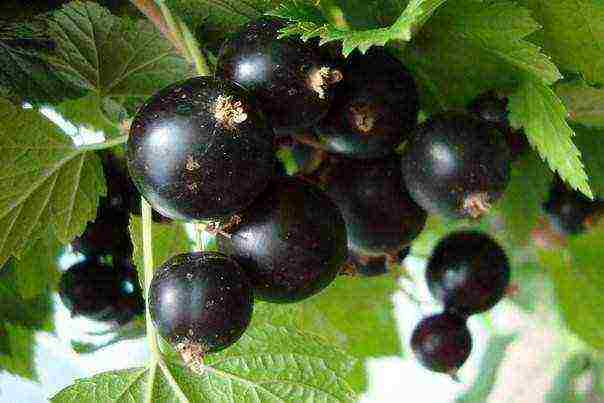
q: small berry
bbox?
[411,312,472,374]
[426,231,510,316]
[324,156,427,256]
[216,17,341,130]
[315,48,419,159]
[127,76,275,221]
[217,177,347,303]
[59,257,144,325]
[402,112,511,219]
[149,252,253,355]
[543,176,604,235]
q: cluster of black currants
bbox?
[411,231,511,377]
[61,153,147,325]
[125,16,521,368]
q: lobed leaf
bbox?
[52,325,357,402]
[47,1,192,97]
[0,98,106,268]
[508,77,592,198]
[270,0,447,56]
[524,0,604,85]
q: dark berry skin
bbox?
[217,177,347,303]
[324,156,427,257]
[402,112,511,219]
[467,91,528,160]
[544,176,604,235]
[216,18,341,130]
[427,231,510,316]
[127,76,274,221]
[59,258,144,325]
[149,252,253,353]
[315,48,419,159]
[411,312,472,374]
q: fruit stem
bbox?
[179,19,211,76]
[129,0,185,56]
[193,222,206,252]
[141,198,161,360]
[80,134,128,152]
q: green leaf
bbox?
[537,223,604,350]
[0,19,84,104]
[508,77,592,198]
[52,325,357,402]
[54,94,122,140]
[270,0,447,56]
[557,80,604,128]
[497,152,553,244]
[435,1,561,84]
[297,276,400,392]
[0,324,37,381]
[400,0,547,110]
[129,215,193,287]
[47,1,192,97]
[9,228,62,298]
[524,0,604,84]
[573,125,604,197]
[0,97,106,268]
[457,334,517,403]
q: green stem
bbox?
[80,134,128,151]
[142,199,160,360]
[193,222,206,252]
[180,21,211,76]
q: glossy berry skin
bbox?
[127,76,274,221]
[59,258,144,325]
[217,177,347,303]
[427,231,510,316]
[402,112,511,219]
[216,18,340,130]
[324,156,427,257]
[411,312,472,374]
[149,252,253,353]
[467,91,528,159]
[315,48,419,159]
[544,176,604,235]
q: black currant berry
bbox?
[149,252,253,355]
[543,176,604,235]
[467,91,528,159]
[127,76,275,221]
[323,156,427,257]
[216,18,342,130]
[59,257,144,324]
[217,177,347,303]
[402,112,511,219]
[411,312,472,374]
[426,231,510,316]
[315,48,419,159]
[71,202,132,259]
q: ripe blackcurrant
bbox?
[467,91,528,159]
[217,177,347,303]
[314,48,419,159]
[543,176,604,235]
[323,156,427,257]
[411,312,472,374]
[149,252,253,355]
[59,257,144,325]
[127,76,275,221]
[402,112,511,219]
[426,231,510,316]
[216,18,342,130]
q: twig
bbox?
[130,0,186,56]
